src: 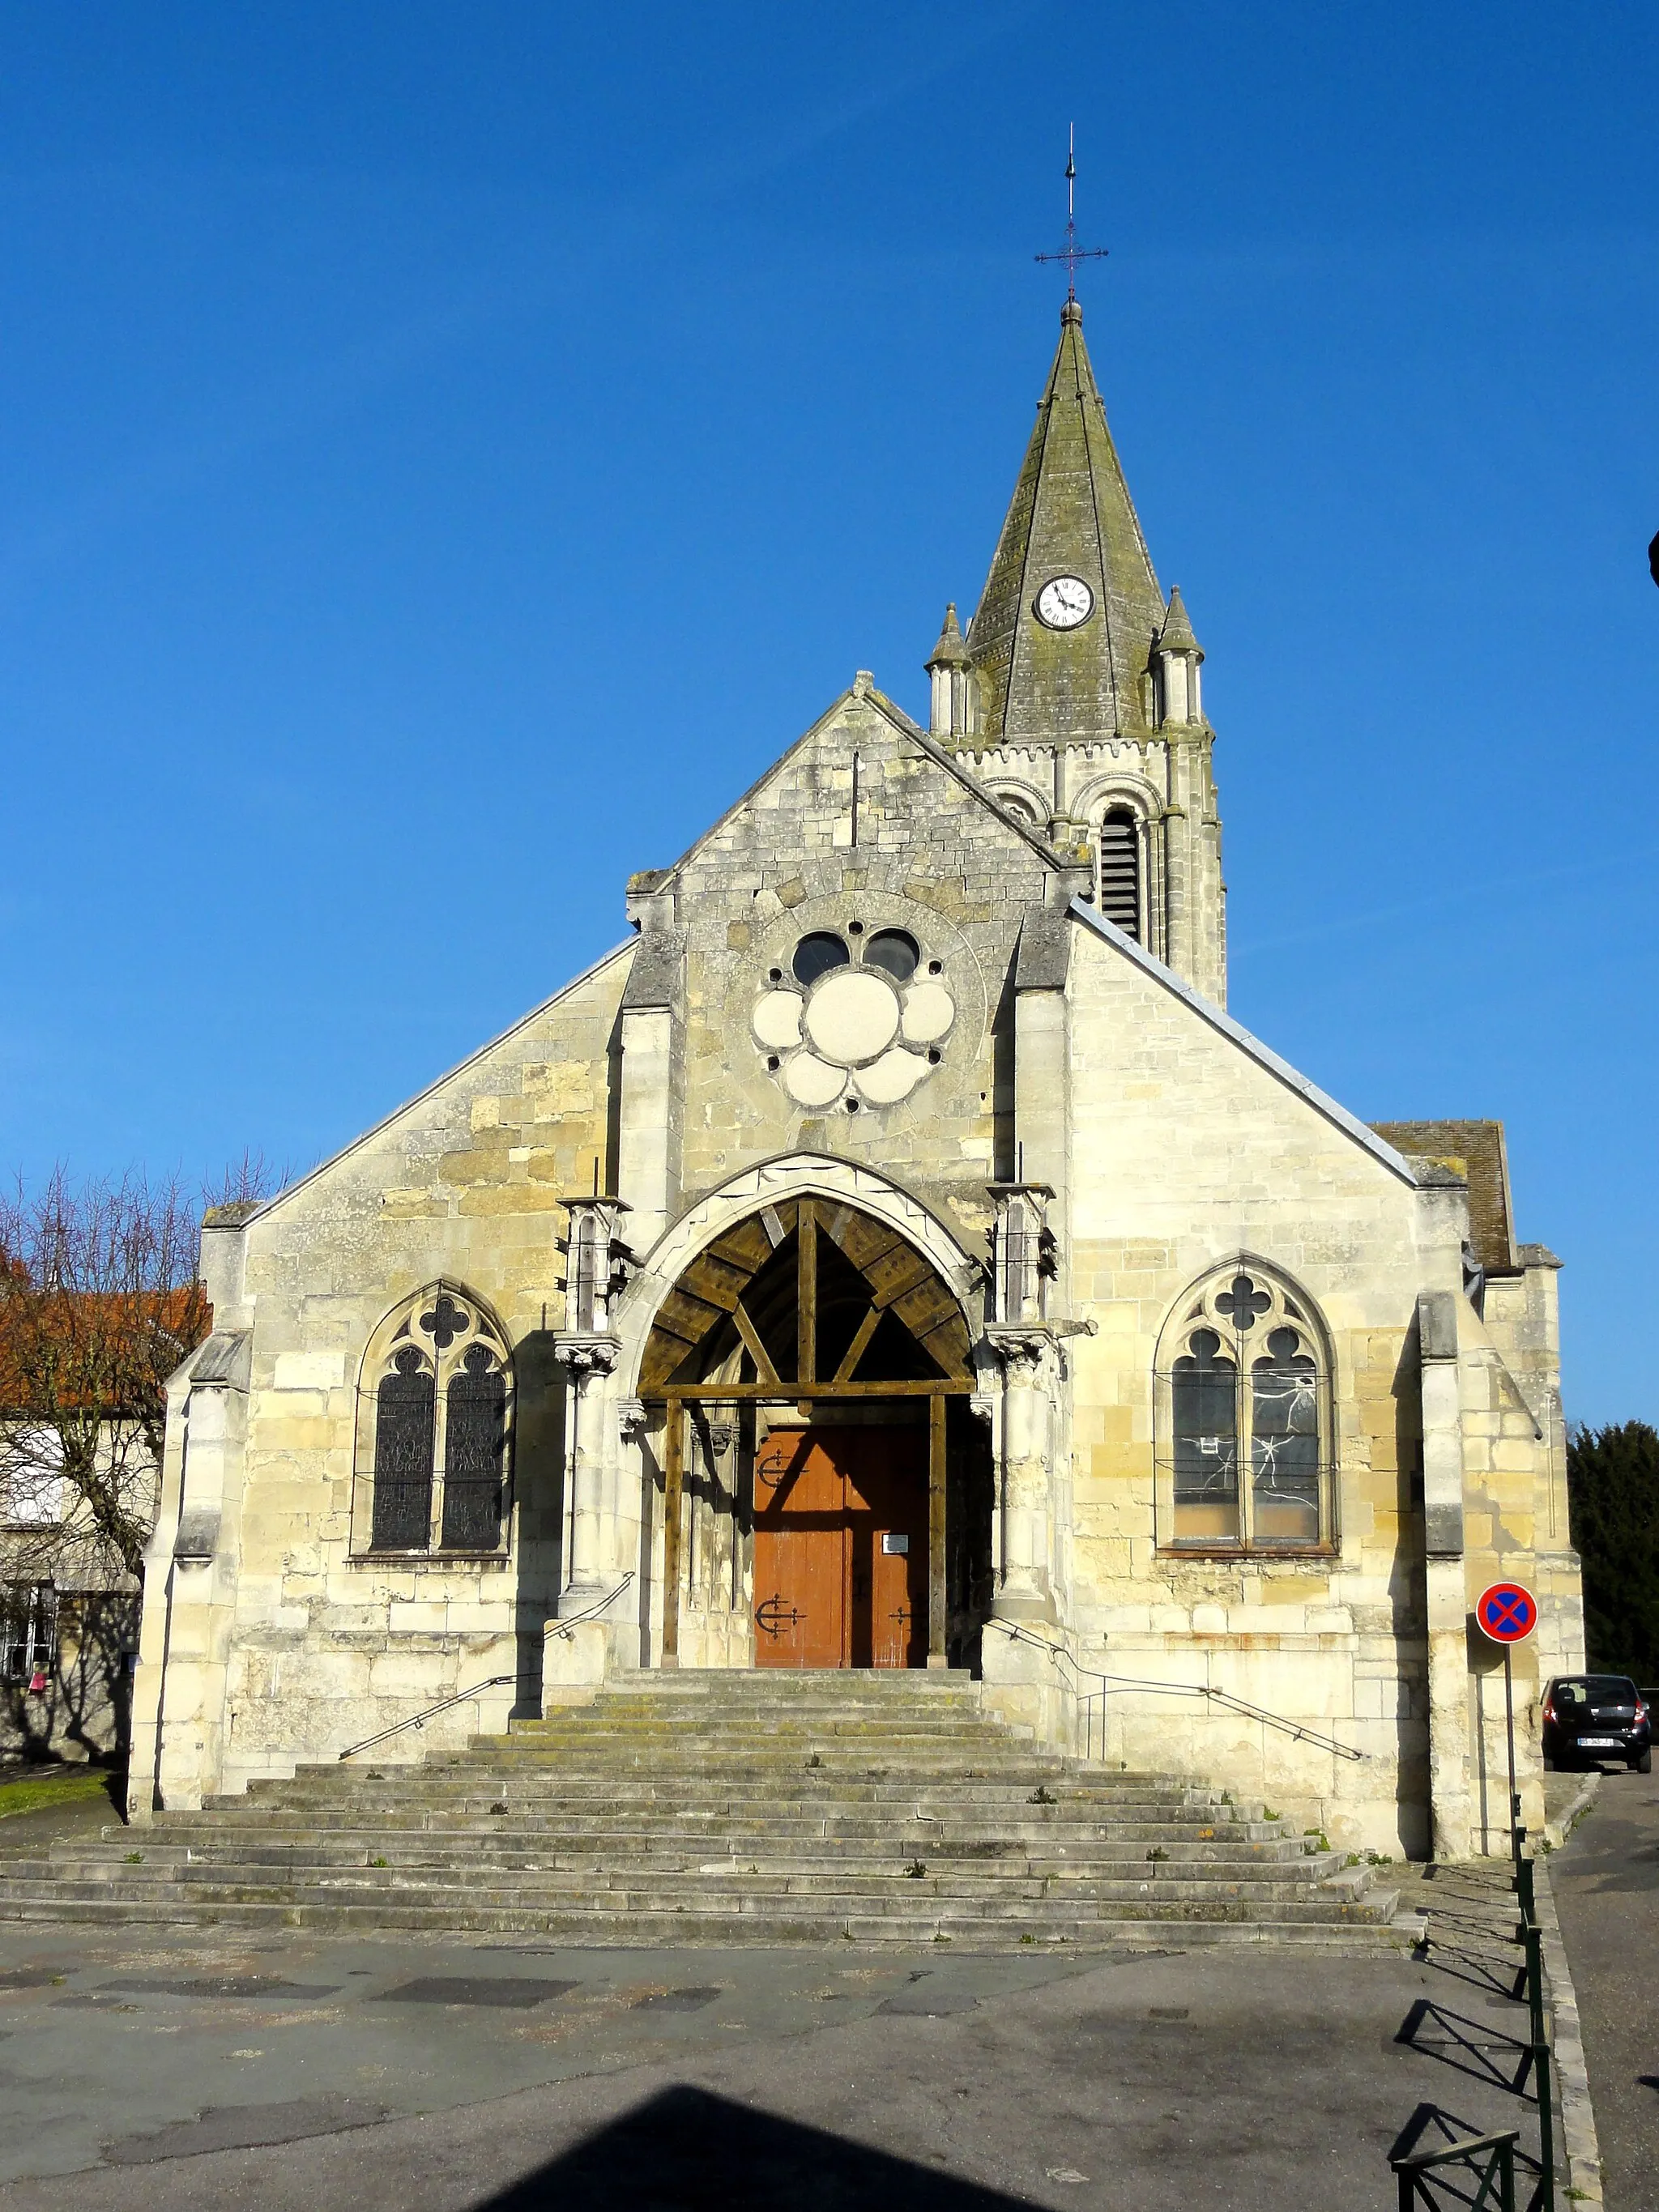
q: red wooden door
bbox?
[851,1433,926,1669]
[753,1427,924,1669]
[753,1430,847,1667]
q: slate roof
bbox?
[964,300,1167,746]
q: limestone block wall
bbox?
[1060,922,1446,1856]
[664,687,1059,1255]
[1456,1289,1576,1852]
[178,945,632,1801]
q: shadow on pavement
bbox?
[1387,1864,1552,2209]
[1394,1997,1535,2099]
[471,2084,1028,2210]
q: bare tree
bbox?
[0,1168,213,1582]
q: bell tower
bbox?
[928,300,1227,1004]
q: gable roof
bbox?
[646,676,1070,892]
[1068,898,1419,1187]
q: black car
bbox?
[1541,1674,1653,1772]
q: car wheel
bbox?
[1636,1748,1653,1776]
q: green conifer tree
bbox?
[1567,1421,1659,1681]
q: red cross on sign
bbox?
[1475,1582,1538,1645]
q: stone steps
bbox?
[65,1833,1308,1869]
[11,1870,1361,1911]
[0,1667,1404,1950]
[0,1891,1404,1949]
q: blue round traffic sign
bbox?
[1475,1582,1538,1644]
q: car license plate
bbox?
[1578,1737,1623,1749]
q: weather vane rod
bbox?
[1034,123,1108,302]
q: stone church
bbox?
[130,299,1583,1860]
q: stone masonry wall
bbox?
[213,945,631,1792]
[1064,922,1439,1856]
[666,685,1057,1257]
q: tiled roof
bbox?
[1370,1119,1517,1272]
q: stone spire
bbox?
[963,300,1167,747]
[1158,585,1201,656]
[925,603,970,738]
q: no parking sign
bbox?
[1475,1581,1538,1645]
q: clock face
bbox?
[1035,574,1094,629]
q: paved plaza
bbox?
[0,1911,1559,2211]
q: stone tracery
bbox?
[753,926,957,1111]
[356,1285,513,1555]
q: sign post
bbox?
[1473,1579,1552,2210]
[1475,1579,1540,1871]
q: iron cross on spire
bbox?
[1034,124,1108,302]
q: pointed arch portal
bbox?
[639,1197,979,1669]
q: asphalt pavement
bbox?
[1550,1761,1659,2211]
[0,1915,1555,2211]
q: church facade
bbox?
[129,301,1583,1860]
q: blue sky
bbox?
[1,3,1654,1425]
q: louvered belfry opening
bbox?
[1098,809,1141,939]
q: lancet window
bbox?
[1156,1269,1331,1549]
[358,1288,513,1555]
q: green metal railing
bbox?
[1394,1640,1555,2210]
[1512,1850,1555,2210]
[1391,2127,1518,2212]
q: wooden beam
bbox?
[661,1405,682,1669]
[832,1302,882,1383]
[797,1199,817,1389]
[928,1393,948,1669]
[730,1300,779,1386]
[659,1378,975,1402]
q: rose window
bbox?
[753,928,955,1110]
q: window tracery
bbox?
[752,923,957,1111]
[357,1287,512,1555]
[1156,1268,1331,1549]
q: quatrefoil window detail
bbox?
[1214,1273,1272,1332]
[419,1294,470,1351]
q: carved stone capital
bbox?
[617,1396,649,1442]
[553,1332,622,1389]
[983,1323,1060,1376]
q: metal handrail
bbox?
[545,1570,636,1642]
[986,1619,1110,1761]
[987,1618,1367,1763]
[338,1673,516,1762]
[338,1572,636,1761]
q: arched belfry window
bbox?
[357,1287,513,1555]
[1155,1268,1331,1550]
[1098,808,1141,939]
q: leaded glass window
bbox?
[358,1287,513,1554]
[1159,1272,1330,1549]
[1171,1329,1239,1541]
[441,1344,507,1550]
[1252,1328,1320,1544]
[372,1347,436,1549]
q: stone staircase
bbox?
[0,1671,1405,1949]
